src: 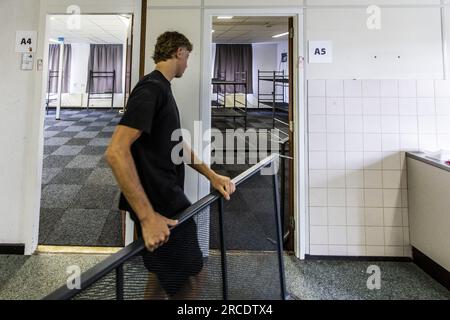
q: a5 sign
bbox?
[309,40,333,64]
[15,31,37,53]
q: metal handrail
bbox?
[43,153,284,300]
[178,153,278,226]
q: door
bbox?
[123,14,134,111]
[286,17,295,251]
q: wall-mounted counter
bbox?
[406,152,450,290]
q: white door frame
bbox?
[200,7,307,259]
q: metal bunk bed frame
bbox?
[257,70,289,128]
[211,71,248,130]
[87,70,116,110]
[45,70,59,115]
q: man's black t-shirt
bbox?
[118,70,191,218]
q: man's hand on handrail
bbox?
[210,173,236,201]
[140,212,178,252]
[183,141,236,200]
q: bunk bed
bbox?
[45,70,59,115]
[87,70,116,110]
[257,70,289,128]
[211,71,226,108]
[211,71,248,130]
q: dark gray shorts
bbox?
[132,214,204,296]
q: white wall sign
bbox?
[15,31,37,53]
[21,53,34,70]
[309,41,333,64]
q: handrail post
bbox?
[218,198,229,300]
[116,264,124,300]
[272,160,287,300]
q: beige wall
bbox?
[0,0,41,246]
[146,8,203,202]
[0,0,142,254]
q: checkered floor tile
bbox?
[40,108,289,250]
[40,109,123,247]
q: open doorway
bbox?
[39,14,133,249]
[208,16,295,252]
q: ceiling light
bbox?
[272,32,289,38]
[217,16,233,20]
[212,30,215,33]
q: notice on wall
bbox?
[15,31,37,53]
[309,41,333,64]
[21,53,34,70]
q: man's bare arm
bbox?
[183,142,215,180]
[106,125,155,221]
[105,125,177,251]
[183,142,236,200]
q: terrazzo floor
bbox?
[0,253,448,300]
[0,254,107,300]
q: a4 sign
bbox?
[15,31,37,53]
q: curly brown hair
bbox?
[152,31,193,64]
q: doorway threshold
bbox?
[36,245,122,255]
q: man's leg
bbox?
[168,267,208,300]
[143,272,168,300]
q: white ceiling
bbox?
[48,15,130,44]
[213,16,289,44]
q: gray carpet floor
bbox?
[208,163,289,251]
[40,108,289,249]
[210,109,290,251]
[40,109,123,247]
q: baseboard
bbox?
[412,247,450,291]
[0,244,25,255]
[305,254,413,262]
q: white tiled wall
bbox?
[307,79,450,257]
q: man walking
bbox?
[106,31,235,298]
